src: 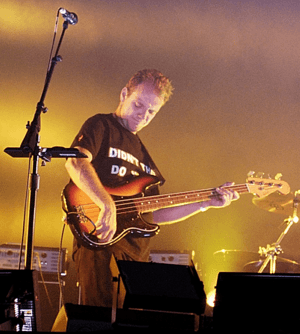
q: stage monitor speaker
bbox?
[51,303,113,332]
[0,270,41,332]
[52,303,199,332]
[213,272,300,333]
[111,258,206,315]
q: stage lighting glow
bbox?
[206,290,216,308]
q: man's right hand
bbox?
[95,198,117,243]
[65,145,118,244]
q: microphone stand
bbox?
[20,21,69,271]
[5,20,83,271]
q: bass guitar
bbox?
[61,173,290,249]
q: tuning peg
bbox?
[275,173,283,180]
[256,172,264,178]
[247,171,255,177]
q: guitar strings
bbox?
[78,184,251,216]
[117,184,250,213]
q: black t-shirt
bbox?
[71,113,165,188]
[71,113,165,259]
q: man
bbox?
[65,69,239,307]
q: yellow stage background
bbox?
[1,1,300,328]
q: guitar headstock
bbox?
[246,171,290,198]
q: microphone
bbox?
[59,8,78,25]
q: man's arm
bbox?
[65,146,117,242]
[153,183,239,224]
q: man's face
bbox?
[117,83,165,134]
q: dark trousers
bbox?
[73,239,150,308]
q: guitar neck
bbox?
[132,183,249,212]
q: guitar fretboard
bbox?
[117,184,250,213]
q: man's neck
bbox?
[113,112,136,134]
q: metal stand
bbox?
[258,191,300,274]
[4,16,84,271]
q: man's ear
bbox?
[120,87,128,102]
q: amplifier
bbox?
[0,270,41,332]
[0,244,67,275]
[149,250,195,266]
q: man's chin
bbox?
[130,123,146,133]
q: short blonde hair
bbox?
[126,69,174,104]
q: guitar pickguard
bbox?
[62,177,160,249]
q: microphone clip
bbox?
[59,8,78,25]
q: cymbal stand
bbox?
[257,191,300,274]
